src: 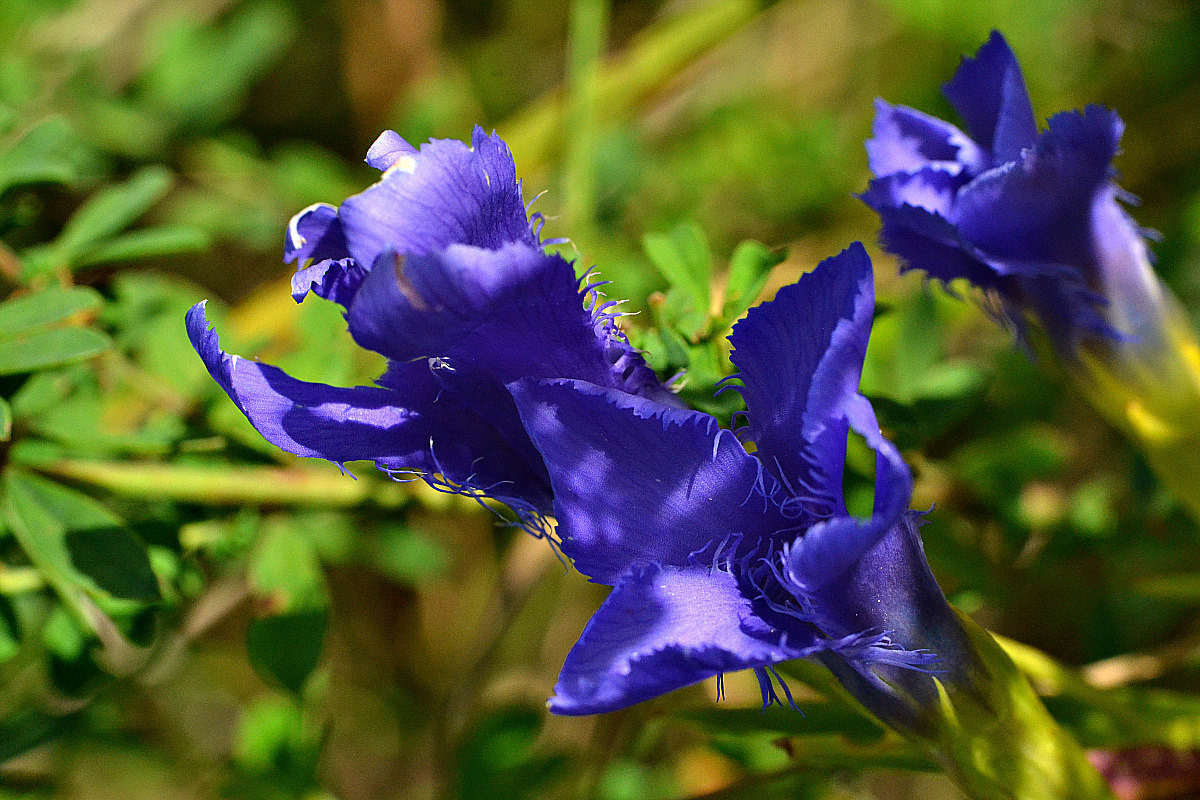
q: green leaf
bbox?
[243,521,329,694]
[375,525,451,586]
[1135,572,1200,602]
[22,167,175,276]
[0,285,101,337]
[2,472,155,612]
[140,1,299,130]
[72,225,210,269]
[56,166,174,255]
[0,397,10,442]
[720,239,784,323]
[457,705,569,800]
[10,367,87,419]
[0,117,83,194]
[911,360,987,400]
[677,702,886,742]
[249,522,327,611]
[0,710,71,763]
[233,695,306,772]
[643,221,712,319]
[64,527,161,602]
[245,609,328,695]
[0,326,110,374]
[0,596,19,664]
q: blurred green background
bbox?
[2,0,1200,798]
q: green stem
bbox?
[914,613,1114,800]
[1070,291,1200,524]
[562,0,610,237]
[19,453,415,509]
[502,0,764,172]
[798,611,1113,800]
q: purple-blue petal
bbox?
[813,511,973,734]
[780,392,913,592]
[510,378,789,584]
[860,167,960,219]
[954,105,1123,270]
[726,244,874,514]
[187,301,431,465]
[864,192,1006,291]
[1089,191,1165,343]
[290,257,369,306]
[339,126,536,267]
[364,129,418,171]
[866,100,986,178]
[284,203,349,266]
[344,242,672,400]
[187,302,554,510]
[942,30,1038,163]
[549,563,809,715]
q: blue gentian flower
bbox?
[862,31,1168,357]
[510,244,967,718]
[187,127,676,524]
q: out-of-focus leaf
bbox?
[1068,479,1118,539]
[0,116,83,193]
[1135,573,1200,602]
[245,523,329,694]
[644,221,713,335]
[911,360,988,400]
[375,524,451,586]
[41,605,86,661]
[456,705,569,800]
[233,695,305,773]
[72,225,210,269]
[9,367,85,419]
[245,609,328,695]
[0,285,101,337]
[0,709,73,763]
[139,1,299,130]
[104,272,214,396]
[0,326,110,374]
[676,703,886,743]
[0,397,10,442]
[0,595,18,664]
[720,239,784,323]
[2,472,155,612]
[64,527,161,602]
[53,166,173,255]
[249,523,327,611]
[21,166,174,277]
[77,96,171,161]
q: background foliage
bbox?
[1,1,1200,798]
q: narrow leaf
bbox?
[0,117,82,194]
[73,226,210,269]
[64,527,161,602]
[2,472,156,609]
[0,285,101,337]
[643,221,713,313]
[246,610,328,695]
[721,240,784,323]
[0,326,110,374]
[51,166,174,264]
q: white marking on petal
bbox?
[383,155,417,177]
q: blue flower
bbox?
[862,31,1166,357]
[188,127,676,523]
[510,244,965,718]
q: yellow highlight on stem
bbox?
[1125,399,1175,445]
